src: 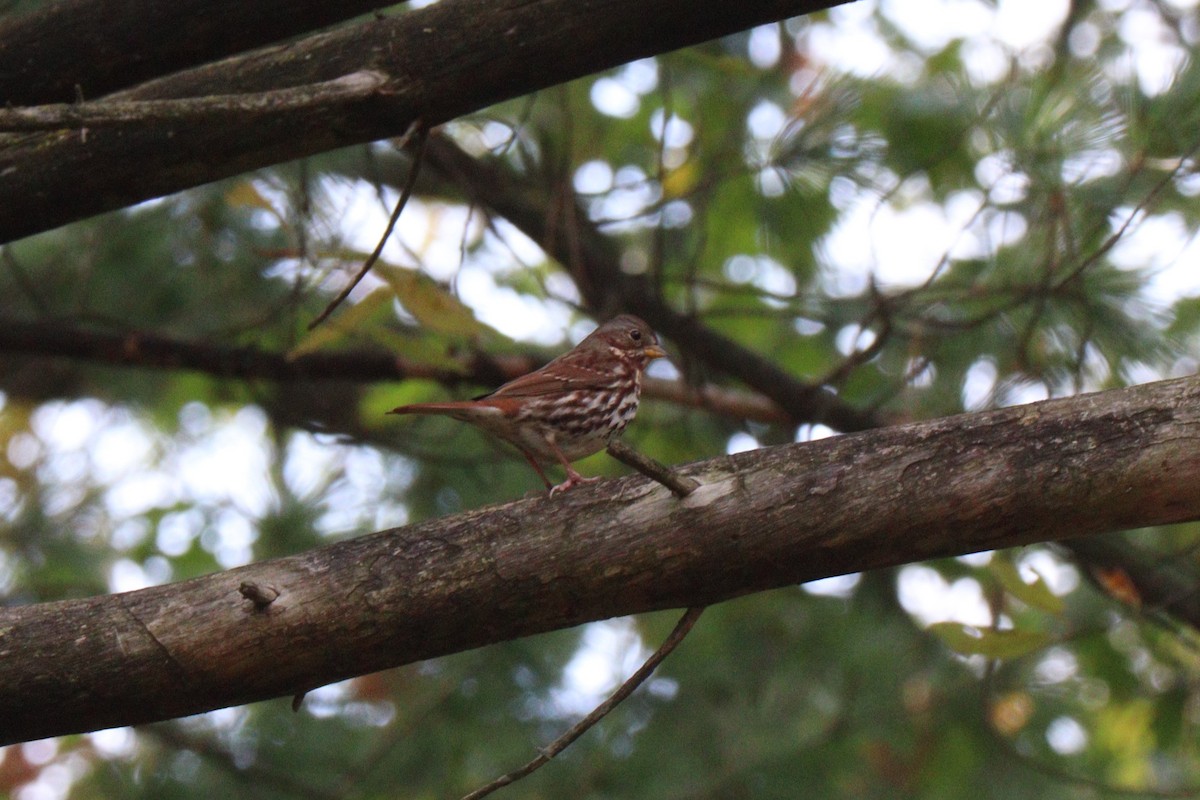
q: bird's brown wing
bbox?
[479,356,613,399]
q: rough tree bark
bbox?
[0,0,843,243]
[3,375,1199,745]
[0,0,399,104]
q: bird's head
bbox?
[589,314,667,367]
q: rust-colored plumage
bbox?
[388,315,667,494]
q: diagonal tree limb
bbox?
[3,374,1200,744]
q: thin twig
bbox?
[309,123,428,330]
[1055,139,1200,289]
[814,286,893,390]
[459,606,705,800]
[606,440,699,497]
[0,71,389,131]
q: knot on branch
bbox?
[238,581,280,610]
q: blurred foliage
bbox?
[5,0,1200,798]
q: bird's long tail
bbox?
[387,402,480,416]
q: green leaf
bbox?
[990,554,1065,615]
[927,622,1051,660]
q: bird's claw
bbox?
[548,473,603,496]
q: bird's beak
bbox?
[643,344,668,360]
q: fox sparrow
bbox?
[388,315,667,494]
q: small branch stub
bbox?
[606,440,699,497]
[238,581,280,610]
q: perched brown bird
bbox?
[389,315,667,494]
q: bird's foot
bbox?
[548,471,602,496]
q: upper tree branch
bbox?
[3,375,1200,744]
[0,0,843,244]
[0,0,401,105]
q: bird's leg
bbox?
[545,439,602,496]
[516,448,554,491]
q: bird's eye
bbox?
[629,329,642,341]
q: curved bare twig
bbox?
[460,607,705,800]
[310,124,429,329]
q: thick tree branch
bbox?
[4,375,1200,744]
[0,0,843,244]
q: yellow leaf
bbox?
[662,162,699,199]
[989,691,1035,735]
[225,181,280,217]
[373,262,490,340]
